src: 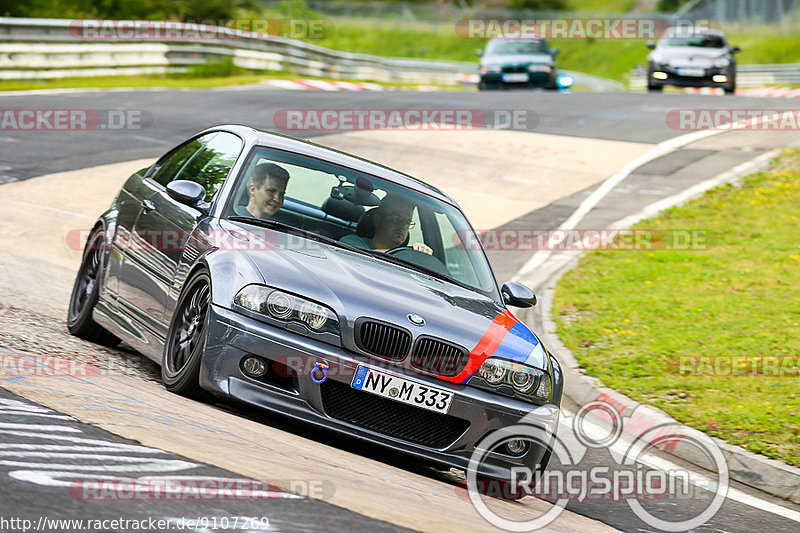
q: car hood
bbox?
[481,54,554,67]
[230,229,548,377]
[650,47,729,67]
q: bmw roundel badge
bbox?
[407,313,425,326]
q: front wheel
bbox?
[67,228,120,347]
[162,271,211,397]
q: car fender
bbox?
[202,248,267,311]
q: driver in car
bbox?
[341,193,433,255]
[238,162,290,218]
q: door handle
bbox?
[141,199,156,212]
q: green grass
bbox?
[567,0,637,12]
[552,149,800,466]
[284,18,800,85]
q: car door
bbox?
[118,132,243,340]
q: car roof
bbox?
[488,36,546,42]
[205,125,457,205]
[664,27,725,37]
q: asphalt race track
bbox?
[1,87,800,533]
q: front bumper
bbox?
[480,70,556,89]
[200,305,560,480]
[648,66,734,88]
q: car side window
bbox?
[151,136,208,187]
[173,132,243,201]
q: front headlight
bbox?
[480,65,501,74]
[469,358,553,404]
[234,285,340,336]
[713,57,731,68]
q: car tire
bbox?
[162,270,211,397]
[67,228,120,347]
[647,84,663,92]
[724,83,736,95]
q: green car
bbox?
[478,37,560,90]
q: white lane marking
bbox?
[610,150,779,230]
[562,409,800,523]
[0,411,76,420]
[512,121,758,281]
[0,423,81,431]
[0,444,165,453]
[0,198,96,219]
[0,430,167,449]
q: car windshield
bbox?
[661,34,725,48]
[223,146,499,298]
[486,39,548,56]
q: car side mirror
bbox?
[550,48,560,56]
[646,41,656,49]
[501,281,537,308]
[476,49,483,56]
[731,45,741,53]
[167,180,209,213]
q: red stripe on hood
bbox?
[438,310,518,383]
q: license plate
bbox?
[502,73,529,83]
[677,67,705,77]
[351,365,453,414]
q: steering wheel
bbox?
[385,246,450,276]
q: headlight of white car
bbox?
[480,65,502,74]
[713,57,731,68]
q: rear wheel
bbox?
[67,228,120,347]
[162,271,211,397]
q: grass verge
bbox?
[286,19,800,85]
[553,148,800,467]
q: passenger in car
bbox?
[341,193,433,255]
[238,162,290,218]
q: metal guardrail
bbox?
[0,17,626,90]
[630,63,800,90]
[0,17,475,84]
